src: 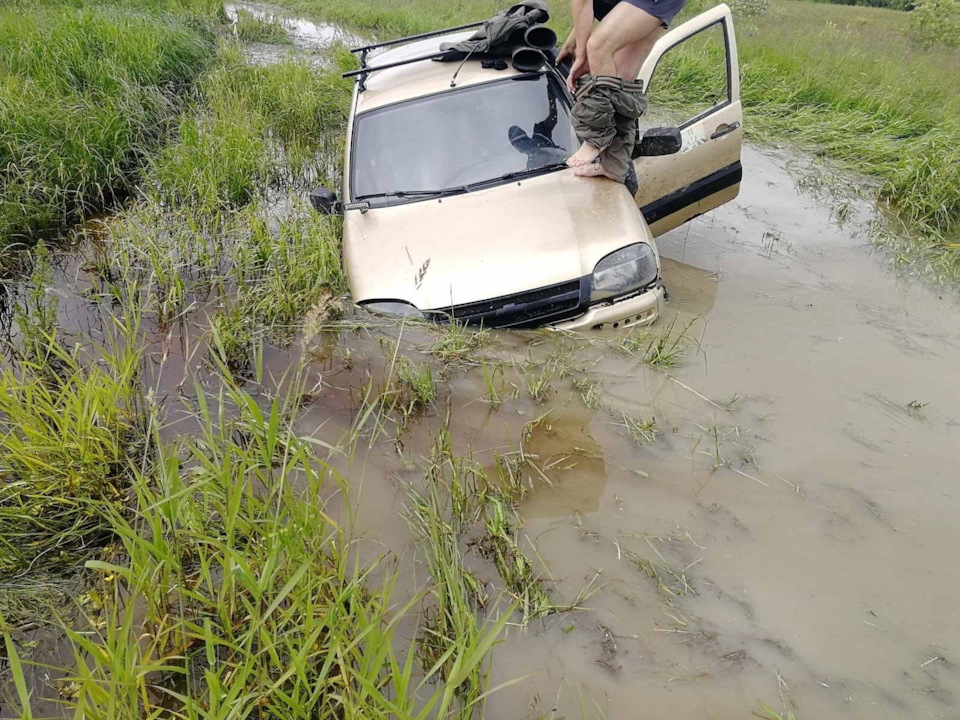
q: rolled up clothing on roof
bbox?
[438,1,551,58]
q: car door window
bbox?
[645,21,730,129]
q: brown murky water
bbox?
[292,145,960,719]
[5,7,959,716]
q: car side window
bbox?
[645,22,730,128]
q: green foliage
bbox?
[3,369,509,719]
[233,7,292,43]
[804,0,913,10]
[0,2,217,242]
[397,357,437,409]
[150,93,271,212]
[0,335,145,575]
[151,54,353,213]
[239,204,346,333]
[909,0,960,47]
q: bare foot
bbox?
[566,141,600,167]
[574,161,618,180]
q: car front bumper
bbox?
[554,283,664,331]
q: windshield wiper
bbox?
[465,162,570,190]
[354,186,468,201]
[353,163,569,204]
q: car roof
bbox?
[354,30,529,114]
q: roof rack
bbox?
[345,21,486,92]
[344,20,557,92]
[343,51,450,91]
[350,21,484,67]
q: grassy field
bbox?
[278,0,960,280]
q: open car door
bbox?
[634,3,742,236]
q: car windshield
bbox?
[351,74,578,203]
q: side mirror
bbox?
[309,187,340,215]
[635,127,682,157]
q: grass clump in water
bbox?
[617,412,659,446]
[428,322,488,366]
[618,316,697,367]
[0,334,145,575]
[232,7,292,43]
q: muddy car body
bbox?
[314,4,743,330]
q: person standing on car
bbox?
[557,0,686,182]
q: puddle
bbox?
[517,408,608,519]
[4,5,960,716]
[290,145,960,719]
[225,1,361,64]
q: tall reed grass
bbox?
[2,355,509,718]
[0,2,218,244]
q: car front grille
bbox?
[425,279,584,329]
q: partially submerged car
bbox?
[312,4,742,330]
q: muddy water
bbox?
[6,5,960,714]
[225,1,361,64]
[294,145,960,719]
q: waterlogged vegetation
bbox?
[232,7,293,43]
[0,0,219,243]
[0,3,531,715]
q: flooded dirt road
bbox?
[4,7,958,715]
[297,145,960,719]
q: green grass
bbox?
[3,361,510,718]
[150,46,353,212]
[0,1,218,244]
[277,0,960,276]
[0,326,146,576]
[96,49,351,355]
[233,7,293,43]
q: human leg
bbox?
[567,2,661,168]
[584,2,663,79]
[612,27,662,82]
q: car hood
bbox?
[342,169,655,311]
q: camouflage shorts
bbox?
[571,74,648,183]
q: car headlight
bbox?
[360,300,425,319]
[590,243,659,303]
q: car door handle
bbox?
[710,121,740,139]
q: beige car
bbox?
[311,4,742,330]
